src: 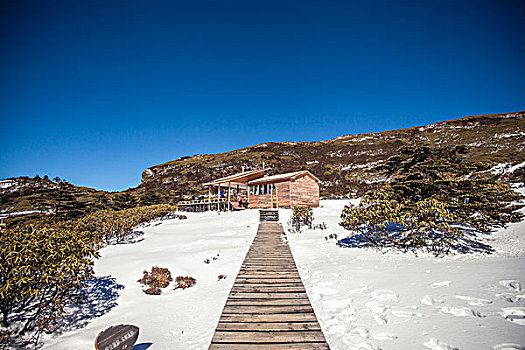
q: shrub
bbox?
[289,206,313,233]
[340,189,461,257]
[0,225,98,347]
[138,267,173,295]
[75,204,176,246]
[174,276,196,290]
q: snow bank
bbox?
[42,210,259,350]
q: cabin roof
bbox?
[203,168,270,188]
[248,170,320,185]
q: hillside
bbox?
[133,110,525,199]
[0,177,114,225]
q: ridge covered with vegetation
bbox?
[134,110,525,200]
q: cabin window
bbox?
[249,186,254,195]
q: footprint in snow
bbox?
[321,298,353,313]
[373,313,388,325]
[431,281,452,288]
[347,284,369,295]
[501,307,525,326]
[366,301,389,314]
[500,280,522,292]
[493,343,525,350]
[341,335,379,350]
[323,318,348,334]
[420,295,444,306]
[349,326,369,339]
[371,289,399,303]
[423,338,459,350]
[391,309,426,318]
[496,293,525,303]
[455,295,493,306]
[371,333,398,341]
[439,306,485,318]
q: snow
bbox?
[41,210,259,350]
[0,180,15,189]
[491,162,525,175]
[342,136,376,143]
[40,198,525,350]
[281,200,525,350]
[0,210,54,219]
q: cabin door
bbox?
[270,184,278,208]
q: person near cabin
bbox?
[237,193,242,206]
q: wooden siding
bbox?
[248,181,291,209]
[248,176,319,209]
[291,174,320,207]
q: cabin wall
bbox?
[248,181,291,209]
[248,176,319,209]
[290,175,320,208]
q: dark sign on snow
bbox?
[95,324,139,350]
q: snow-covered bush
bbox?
[340,189,461,256]
[289,206,313,233]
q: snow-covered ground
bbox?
[41,200,525,350]
[282,200,525,350]
[42,210,259,350]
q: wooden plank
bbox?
[232,283,305,288]
[237,271,301,276]
[230,287,306,293]
[210,344,329,350]
[215,322,321,331]
[234,278,303,283]
[222,305,314,314]
[225,299,311,306]
[219,313,319,323]
[212,331,326,343]
[235,274,301,279]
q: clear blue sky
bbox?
[1,1,524,191]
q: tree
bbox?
[140,191,163,206]
[112,193,138,210]
[52,184,88,220]
[0,225,98,346]
[340,143,523,256]
[52,177,61,183]
[381,143,523,231]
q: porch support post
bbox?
[227,182,231,212]
[218,184,221,211]
[208,185,211,211]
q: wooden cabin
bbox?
[247,170,320,209]
[178,168,320,212]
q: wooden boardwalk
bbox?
[209,221,330,350]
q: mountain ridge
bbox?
[2,110,524,222]
[135,110,525,199]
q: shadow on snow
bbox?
[337,225,495,255]
[54,275,124,333]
